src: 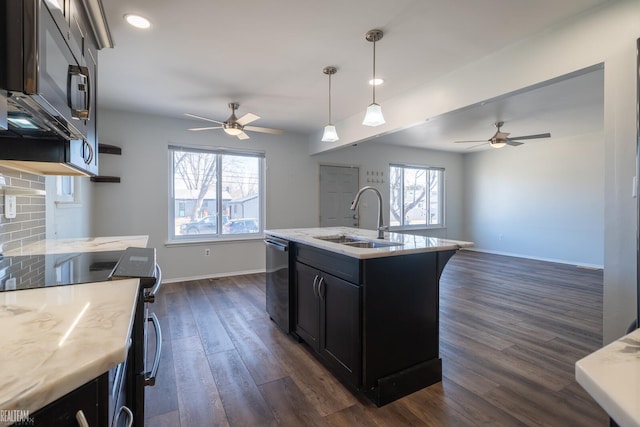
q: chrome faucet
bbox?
[350,186,387,239]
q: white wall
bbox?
[92,109,318,281]
[464,131,605,267]
[314,142,465,240]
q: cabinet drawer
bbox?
[295,244,360,284]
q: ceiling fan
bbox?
[454,121,551,149]
[185,102,284,140]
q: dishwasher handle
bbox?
[264,239,288,252]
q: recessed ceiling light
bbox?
[124,14,151,29]
[369,78,384,86]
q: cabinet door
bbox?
[294,262,320,348]
[31,374,108,426]
[319,273,361,386]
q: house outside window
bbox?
[169,145,264,240]
[389,163,444,229]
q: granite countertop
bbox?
[265,227,473,259]
[3,235,149,256]
[0,278,140,413]
[575,328,640,427]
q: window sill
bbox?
[165,234,265,247]
[390,225,446,232]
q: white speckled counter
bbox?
[265,227,473,259]
[0,278,139,413]
[576,328,640,427]
[3,235,148,256]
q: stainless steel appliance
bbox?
[0,0,112,176]
[110,247,162,427]
[265,236,294,333]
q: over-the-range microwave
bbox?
[0,0,111,176]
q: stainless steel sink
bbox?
[314,235,361,244]
[314,235,404,249]
[343,240,404,249]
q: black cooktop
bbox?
[0,250,124,292]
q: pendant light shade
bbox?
[363,29,385,127]
[321,124,339,142]
[321,66,339,142]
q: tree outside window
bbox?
[389,164,444,228]
[169,145,264,239]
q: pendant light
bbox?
[362,29,385,127]
[321,66,339,142]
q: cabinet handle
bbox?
[75,410,90,427]
[81,140,94,164]
[114,406,134,427]
[318,277,325,300]
[312,274,319,297]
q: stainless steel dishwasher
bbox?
[264,235,293,333]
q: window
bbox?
[169,145,264,240]
[389,164,444,228]
[54,176,79,205]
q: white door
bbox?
[319,165,359,227]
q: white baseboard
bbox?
[162,268,265,284]
[463,247,604,270]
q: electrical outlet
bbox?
[5,195,16,219]
[204,248,211,256]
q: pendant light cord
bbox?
[328,72,332,123]
[372,39,377,104]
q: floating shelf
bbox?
[98,144,122,155]
[90,176,120,183]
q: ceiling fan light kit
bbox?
[321,66,339,142]
[363,29,385,127]
[185,102,283,139]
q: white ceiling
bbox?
[99,0,609,150]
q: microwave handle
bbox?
[68,65,91,120]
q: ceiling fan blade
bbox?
[454,140,488,144]
[244,125,284,135]
[184,113,224,124]
[188,126,223,131]
[237,131,250,140]
[466,142,489,149]
[237,113,260,126]
[495,131,510,139]
[506,140,524,147]
[508,133,551,141]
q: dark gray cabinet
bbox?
[291,241,457,406]
[30,374,108,426]
[294,260,361,387]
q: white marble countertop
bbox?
[0,278,140,413]
[265,227,473,259]
[3,235,149,256]
[576,328,640,427]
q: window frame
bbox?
[168,144,265,243]
[389,163,445,230]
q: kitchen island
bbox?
[0,236,148,424]
[265,227,472,405]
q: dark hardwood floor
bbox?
[145,250,608,426]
